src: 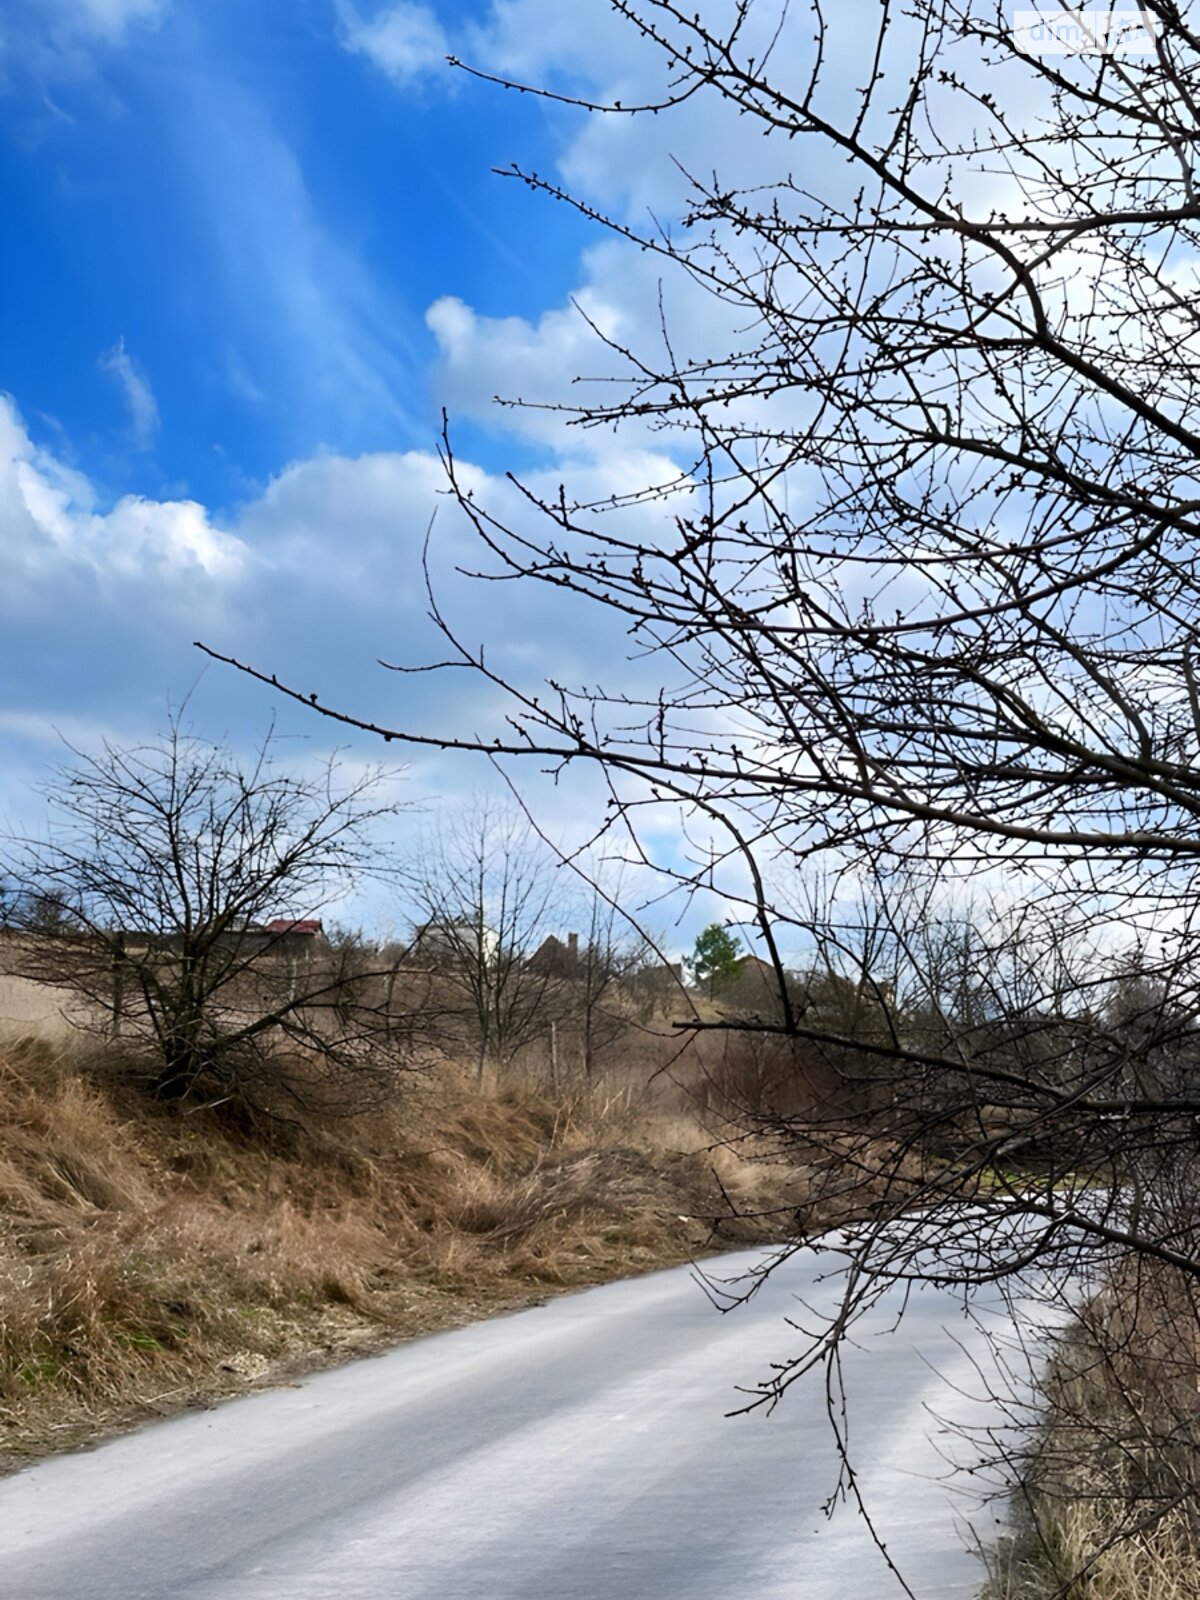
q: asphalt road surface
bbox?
[0,1244,1035,1599]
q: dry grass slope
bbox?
[988,1292,1200,1600]
[0,1037,805,1470]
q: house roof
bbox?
[526,933,579,973]
[735,954,777,974]
[264,919,323,936]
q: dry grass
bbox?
[1030,1503,1199,1600]
[0,1036,807,1469]
[988,1288,1200,1600]
[994,1490,1200,1600]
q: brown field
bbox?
[0,973,93,1038]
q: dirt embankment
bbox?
[0,1037,809,1474]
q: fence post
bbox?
[110,930,126,1039]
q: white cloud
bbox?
[0,394,244,588]
[424,227,808,463]
[0,384,738,936]
[335,2,449,87]
[425,278,631,448]
[456,0,655,90]
[0,382,693,713]
[234,445,462,599]
[99,336,159,449]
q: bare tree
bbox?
[568,880,659,1078]
[398,798,566,1081]
[204,1,1200,1578]
[1,720,413,1117]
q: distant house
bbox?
[116,919,328,959]
[681,952,778,996]
[732,954,778,984]
[407,919,500,968]
[525,933,579,977]
[234,919,329,959]
[247,919,330,1002]
[630,960,685,996]
[714,953,786,1013]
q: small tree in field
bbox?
[569,881,660,1077]
[398,798,566,1081]
[1,720,411,1116]
[685,923,743,999]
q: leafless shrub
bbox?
[0,718,418,1121]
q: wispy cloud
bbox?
[174,75,422,449]
[0,0,167,88]
[59,0,167,44]
[99,335,159,449]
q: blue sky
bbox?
[0,0,831,946]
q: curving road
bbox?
[0,1245,1031,1599]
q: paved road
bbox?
[0,1245,1030,1599]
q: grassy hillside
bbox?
[0,1036,807,1471]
